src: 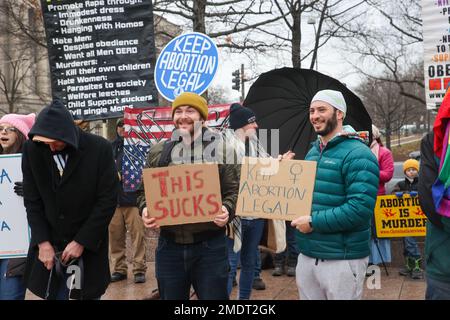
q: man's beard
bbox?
[175,119,195,134]
[315,110,338,136]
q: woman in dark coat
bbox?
[22,101,118,300]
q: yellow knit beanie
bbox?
[172,92,208,120]
[403,159,419,173]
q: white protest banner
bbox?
[0,154,30,259]
[236,157,316,221]
[423,0,450,105]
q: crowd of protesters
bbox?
[1,88,449,301]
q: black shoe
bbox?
[134,273,146,284]
[272,265,284,276]
[286,266,296,277]
[398,266,411,276]
[252,277,266,290]
[232,277,237,287]
[111,272,127,282]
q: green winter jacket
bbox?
[296,129,380,260]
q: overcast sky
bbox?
[209,19,363,103]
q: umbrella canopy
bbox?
[243,67,372,160]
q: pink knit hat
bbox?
[0,113,36,139]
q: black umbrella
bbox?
[243,67,372,160]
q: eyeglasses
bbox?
[0,126,18,134]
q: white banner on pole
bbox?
[0,154,30,259]
[423,0,450,106]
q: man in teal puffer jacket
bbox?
[291,89,379,300]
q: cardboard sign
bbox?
[122,104,230,192]
[142,163,222,226]
[0,154,30,259]
[374,194,427,238]
[236,157,316,221]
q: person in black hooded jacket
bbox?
[22,101,118,300]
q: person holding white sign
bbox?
[138,92,239,300]
[0,113,35,300]
[226,103,295,297]
[226,103,266,299]
[291,90,379,300]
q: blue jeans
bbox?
[274,222,299,267]
[227,219,264,300]
[0,259,26,300]
[155,234,229,300]
[369,238,391,264]
[255,249,261,278]
[403,237,421,258]
[426,276,450,300]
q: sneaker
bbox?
[398,266,411,276]
[111,272,127,282]
[134,273,146,284]
[399,257,414,276]
[410,258,424,280]
[252,277,266,290]
[410,268,424,280]
[272,265,284,276]
[286,266,296,277]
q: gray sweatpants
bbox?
[295,253,369,300]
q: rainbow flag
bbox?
[432,88,450,217]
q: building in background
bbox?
[0,1,181,138]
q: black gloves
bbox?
[14,181,24,197]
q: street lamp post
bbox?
[307,16,318,71]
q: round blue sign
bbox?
[154,32,219,101]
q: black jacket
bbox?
[418,132,443,229]
[392,177,418,193]
[22,102,118,299]
[111,134,137,207]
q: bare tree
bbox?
[357,75,423,149]
[269,0,317,68]
[0,0,50,114]
[0,54,32,114]
[208,85,234,104]
[254,0,366,68]
[366,0,422,44]
[339,0,424,104]
[0,0,47,48]
[152,0,287,54]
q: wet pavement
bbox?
[25,263,426,300]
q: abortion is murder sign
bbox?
[142,163,222,226]
[374,194,427,238]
